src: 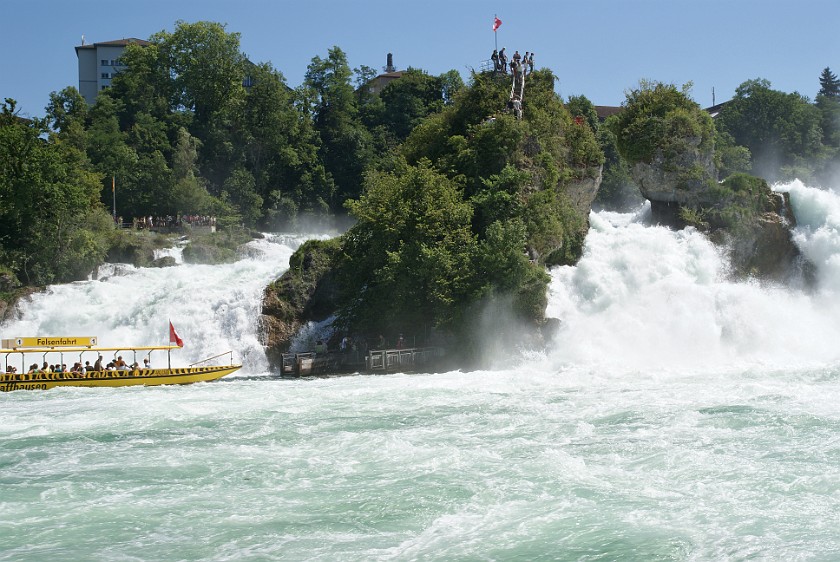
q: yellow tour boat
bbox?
[0,332,241,392]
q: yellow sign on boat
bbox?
[2,336,98,348]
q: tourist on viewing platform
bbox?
[528,52,534,73]
[491,49,499,72]
[396,334,406,349]
[513,50,521,64]
[499,48,507,73]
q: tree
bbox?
[45,87,89,150]
[566,95,600,132]
[716,78,824,180]
[0,99,111,285]
[340,161,478,334]
[610,81,715,166]
[240,62,331,222]
[377,68,446,141]
[155,21,246,121]
[305,47,373,207]
[818,67,840,98]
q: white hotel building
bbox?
[75,38,150,104]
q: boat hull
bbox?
[0,365,241,392]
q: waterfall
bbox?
[4,181,840,376]
[545,181,840,371]
[1,234,322,374]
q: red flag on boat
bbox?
[169,321,184,347]
[493,16,502,32]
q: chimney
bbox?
[385,53,396,73]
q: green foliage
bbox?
[610,81,714,166]
[714,129,752,178]
[678,206,709,230]
[376,68,447,141]
[701,173,774,230]
[476,219,550,321]
[182,228,255,264]
[470,165,528,235]
[716,78,824,181]
[818,67,840,98]
[0,99,111,285]
[594,115,644,210]
[305,46,373,207]
[340,161,477,334]
[566,95,600,132]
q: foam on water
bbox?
[547,184,840,371]
[2,234,318,373]
[2,184,840,560]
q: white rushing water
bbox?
[1,183,840,561]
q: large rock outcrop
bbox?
[260,239,340,365]
[632,136,718,207]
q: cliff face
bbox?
[631,136,718,206]
[260,239,339,364]
[632,148,807,283]
[566,166,604,220]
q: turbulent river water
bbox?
[2,181,840,561]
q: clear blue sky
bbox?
[3,0,839,119]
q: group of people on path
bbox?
[133,215,217,230]
[490,48,534,76]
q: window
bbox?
[101,73,110,79]
[110,59,118,66]
[101,59,109,66]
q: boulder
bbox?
[260,239,340,366]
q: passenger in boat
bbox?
[115,356,128,370]
[84,361,93,372]
[105,361,116,371]
[143,358,151,369]
[42,362,51,373]
[93,356,103,371]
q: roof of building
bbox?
[594,105,623,120]
[75,38,150,51]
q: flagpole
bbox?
[494,14,498,52]
[112,175,116,224]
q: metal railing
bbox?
[366,347,444,372]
